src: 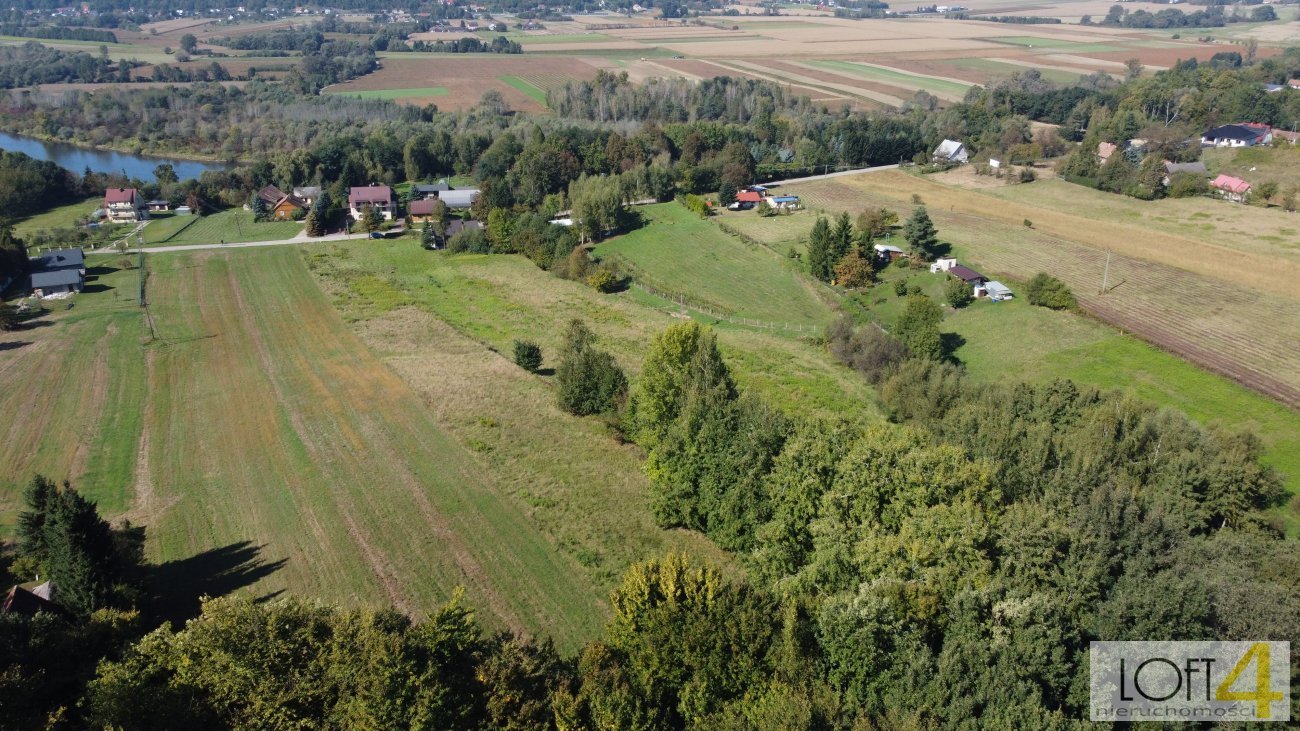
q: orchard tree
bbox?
[834,250,873,288]
[944,277,972,308]
[555,319,626,416]
[361,205,383,233]
[894,293,945,360]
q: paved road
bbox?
[761,163,900,187]
[87,230,375,255]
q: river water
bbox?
[0,130,229,181]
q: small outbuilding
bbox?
[947,264,987,285]
[979,281,1014,301]
[929,256,958,273]
[873,243,905,262]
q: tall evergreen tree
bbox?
[18,477,122,615]
[806,217,833,282]
[903,206,940,260]
[829,212,854,265]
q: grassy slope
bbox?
[13,195,103,236]
[303,242,880,421]
[1202,145,1300,196]
[595,203,833,326]
[147,209,302,246]
[0,259,147,520]
[136,248,605,648]
[142,213,199,243]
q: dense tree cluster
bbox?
[0,42,135,89]
[0,22,118,42]
[408,36,523,54]
[1090,3,1276,28]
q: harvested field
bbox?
[785,170,1300,407]
[134,248,608,648]
[803,60,973,100]
[326,56,604,112]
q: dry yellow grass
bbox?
[808,170,1300,299]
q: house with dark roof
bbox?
[28,248,86,295]
[348,185,394,220]
[412,181,452,198]
[947,264,987,285]
[147,199,170,212]
[1162,160,1208,185]
[104,187,144,222]
[1201,124,1272,148]
[2,581,58,616]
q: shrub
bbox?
[944,277,972,308]
[1023,219,1033,228]
[1024,272,1077,310]
[512,340,543,373]
[833,250,873,288]
[585,265,620,293]
[892,279,908,297]
[1167,172,1209,199]
[827,315,910,384]
[555,319,627,416]
[447,226,490,254]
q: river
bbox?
[0,130,229,181]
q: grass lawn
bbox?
[326,86,449,100]
[0,257,148,521]
[499,75,549,106]
[805,60,974,98]
[595,203,833,326]
[13,196,103,236]
[142,213,199,244]
[147,209,302,246]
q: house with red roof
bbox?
[1210,174,1251,203]
[104,187,144,222]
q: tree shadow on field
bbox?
[941,331,966,364]
[150,541,288,624]
[0,341,31,351]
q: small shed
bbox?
[981,281,1014,301]
[768,195,801,209]
[873,243,905,262]
[147,199,170,212]
[929,257,958,273]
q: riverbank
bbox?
[0,128,237,179]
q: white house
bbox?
[933,139,969,164]
[1200,124,1271,148]
[104,188,145,222]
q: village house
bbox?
[348,184,395,220]
[1200,123,1272,148]
[28,247,86,295]
[933,139,969,164]
[292,186,321,206]
[104,187,145,222]
[146,199,170,212]
[408,198,441,223]
[1097,142,1118,164]
[257,185,309,220]
[1210,174,1251,203]
[412,181,452,199]
[1161,160,1208,185]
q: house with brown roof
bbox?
[348,184,394,221]
[408,198,445,223]
[104,187,144,222]
[257,185,308,220]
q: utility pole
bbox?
[1100,250,1111,295]
[137,238,145,307]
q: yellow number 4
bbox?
[1216,643,1286,719]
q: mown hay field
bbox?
[595,203,833,327]
[785,170,1300,409]
[327,56,605,112]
